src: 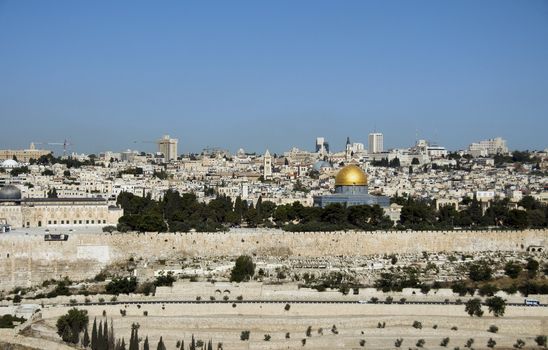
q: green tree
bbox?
[534,335,547,348]
[231,255,255,282]
[91,318,98,350]
[82,327,90,348]
[156,336,166,350]
[56,308,89,344]
[504,261,522,279]
[469,261,492,282]
[465,298,483,317]
[506,209,528,229]
[486,296,506,317]
[47,188,58,198]
[526,259,539,277]
[143,336,150,350]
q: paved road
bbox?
[60,299,546,308]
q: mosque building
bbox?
[313,164,390,208]
[0,184,123,230]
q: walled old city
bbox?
[0,136,546,349]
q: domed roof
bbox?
[1,159,18,168]
[313,160,332,171]
[0,185,22,201]
[335,164,368,186]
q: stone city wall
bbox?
[0,229,545,290]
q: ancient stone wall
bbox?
[0,229,545,290]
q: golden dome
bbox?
[335,164,368,186]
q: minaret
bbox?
[263,150,272,179]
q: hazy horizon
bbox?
[1,1,547,154]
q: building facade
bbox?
[0,185,123,229]
[368,133,384,154]
[0,143,52,163]
[157,135,178,161]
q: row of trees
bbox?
[57,311,220,350]
[115,189,547,233]
[396,195,547,230]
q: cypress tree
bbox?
[143,336,150,350]
[103,319,109,350]
[156,336,166,350]
[97,321,103,350]
[190,334,196,350]
[91,318,98,350]
[120,338,126,350]
[108,319,115,350]
[179,340,184,350]
[207,340,213,350]
[82,326,90,348]
[129,326,135,350]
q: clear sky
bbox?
[1,0,547,155]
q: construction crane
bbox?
[33,139,73,156]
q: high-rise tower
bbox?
[368,133,383,154]
[157,135,178,161]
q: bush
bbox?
[394,338,403,347]
[240,330,250,341]
[412,321,422,329]
[154,271,176,287]
[285,332,290,339]
[230,255,255,282]
[416,339,425,348]
[359,339,366,347]
[0,314,26,329]
[504,261,522,279]
[13,295,22,303]
[514,339,525,349]
[534,335,547,347]
[465,338,474,348]
[440,337,450,347]
[385,296,393,304]
[284,303,291,311]
[264,334,271,341]
[469,261,492,282]
[105,276,137,295]
[69,299,77,305]
[478,284,499,297]
[487,338,497,348]
[102,225,116,233]
[488,325,499,333]
[306,326,312,337]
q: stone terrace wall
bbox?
[0,229,545,290]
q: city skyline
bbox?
[1,1,547,153]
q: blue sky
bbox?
[0,0,547,155]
